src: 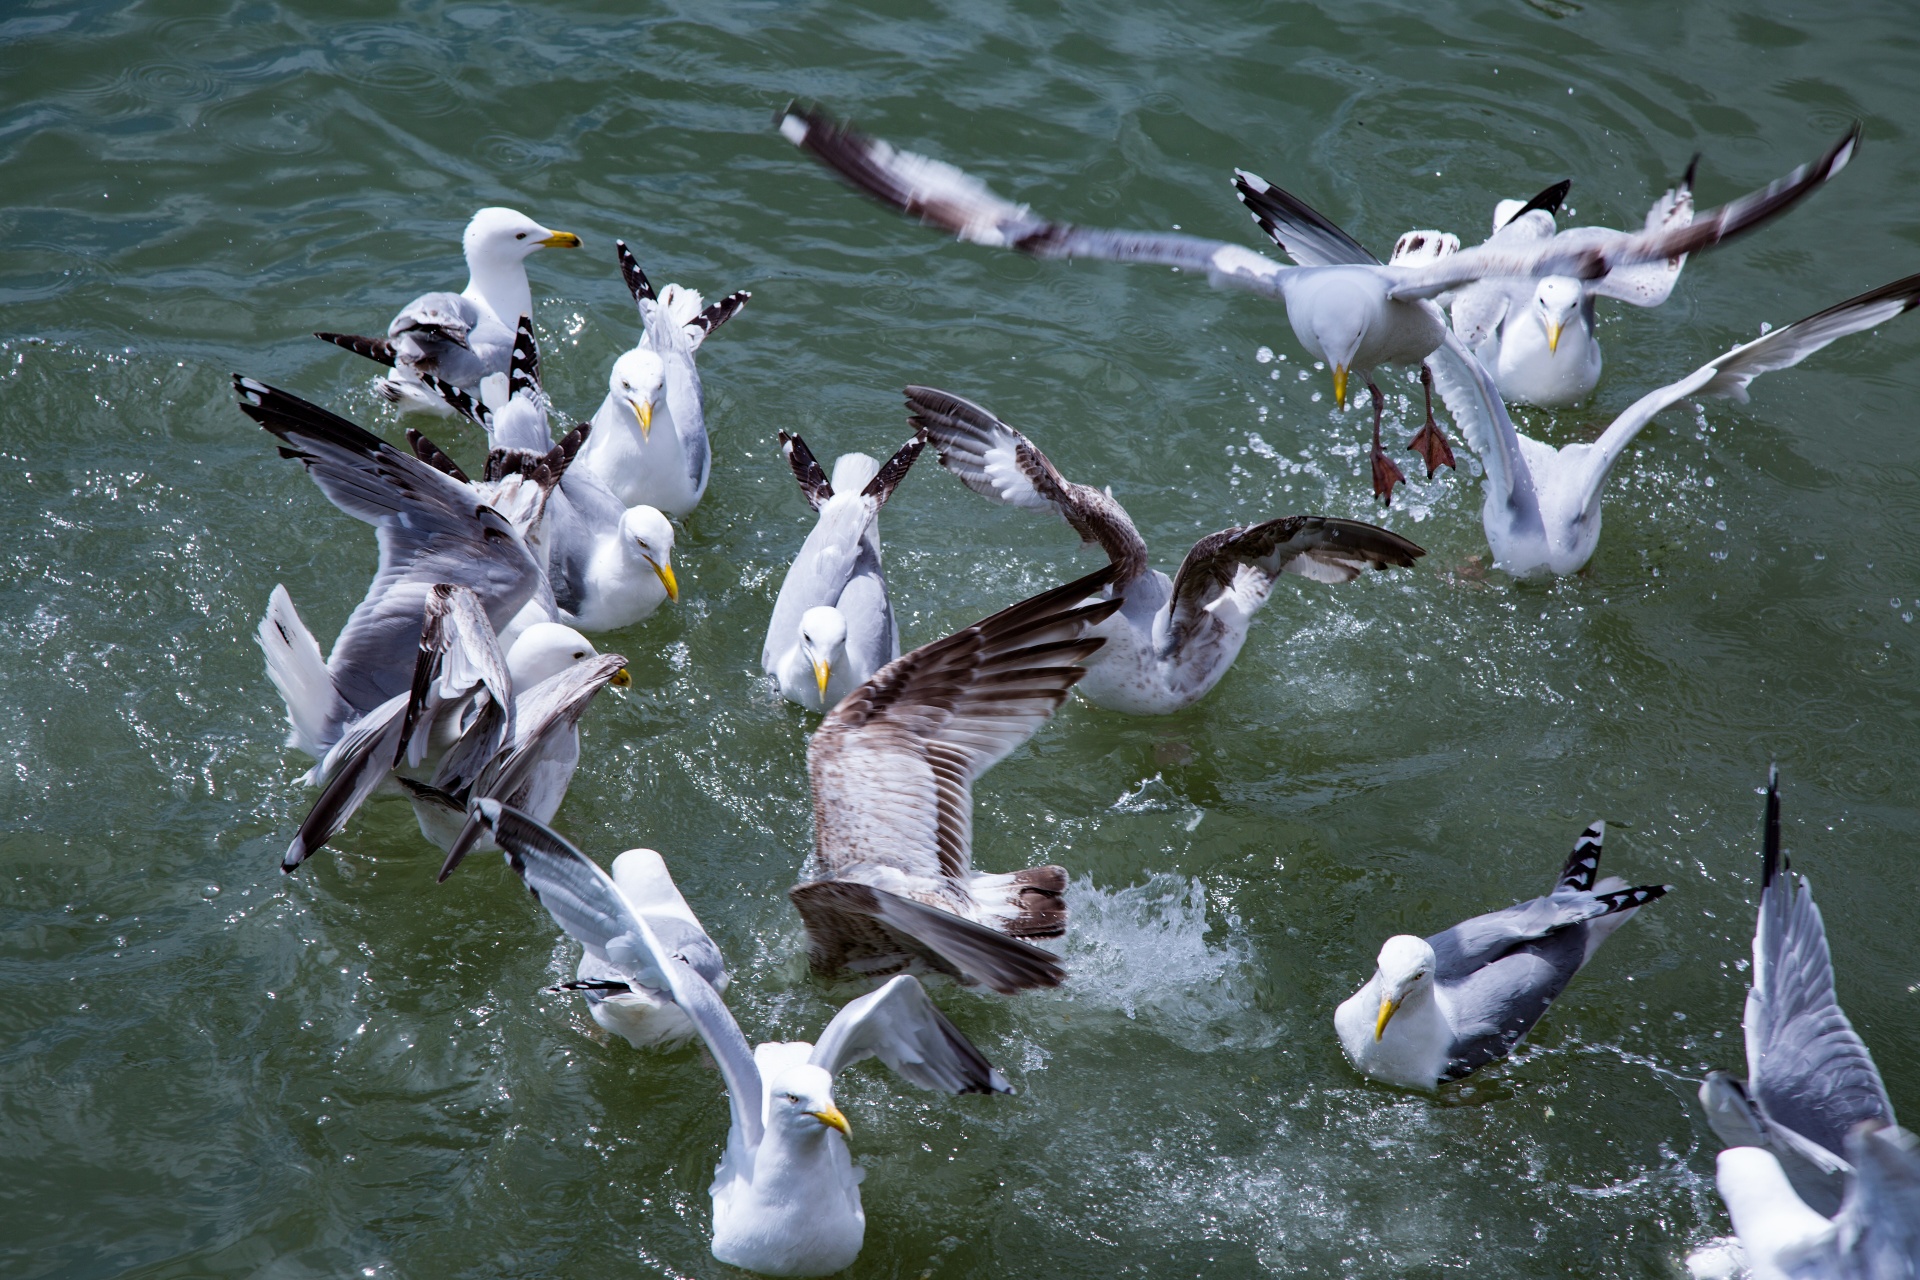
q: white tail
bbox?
[256,585,348,760]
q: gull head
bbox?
[620,506,678,602]
[799,605,850,704]
[611,848,672,903]
[609,347,666,439]
[1534,277,1583,354]
[1372,934,1436,1039]
[463,207,581,269]
[1306,278,1374,407]
[508,621,627,689]
[766,1063,850,1140]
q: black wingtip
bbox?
[1507,178,1571,225]
[860,425,928,507]
[780,430,833,509]
[509,315,540,396]
[1762,763,1783,887]
[614,239,655,304]
[1679,153,1701,192]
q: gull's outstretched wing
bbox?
[402,583,514,771]
[233,376,545,717]
[1386,128,1859,302]
[1814,1124,1920,1280]
[1429,883,1670,981]
[810,973,1011,1095]
[1746,768,1895,1173]
[1230,169,1381,268]
[1164,515,1424,656]
[1570,271,1920,517]
[282,692,409,871]
[807,563,1122,886]
[780,103,1287,296]
[905,385,1150,582]
[476,801,763,1149]
[1587,156,1697,307]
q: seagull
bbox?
[429,318,680,634]
[904,386,1424,713]
[780,102,1858,503]
[1714,1125,1920,1280]
[1699,768,1899,1230]
[762,426,925,711]
[1335,820,1669,1090]
[570,240,750,517]
[1395,163,1697,407]
[315,207,580,415]
[472,800,1010,1277]
[1428,271,1920,576]
[793,564,1123,995]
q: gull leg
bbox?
[1368,379,1406,505]
[1406,363,1456,478]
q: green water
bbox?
[5,1,1920,1276]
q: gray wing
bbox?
[808,563,1123,886]
[545,467,628,617]
[233,376,545,716]
[435,653,629,880]
[1385,128,1858,302]
[476,801,763,1148]
[780,104,1287,296]
[1429,882,1669,980]
[1816,1125,1920,1280]
[401,583,514,772]
[386,291,498,387]
[1163,516,1424,657]
[809,974,1011,1094]
[836,552,896,677]
[1584,157,1697,307]
[905,385,1150,582]
[1439,932,1587,1078]
[639,296,710,492]
[1748,769,1895,1171]
[281,691,409,872]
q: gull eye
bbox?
[515,232,527,240]
[571,650,585,660]
[783,1093,800,1104]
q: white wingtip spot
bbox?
[778,114,809,146]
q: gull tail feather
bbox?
[258,585,349,761]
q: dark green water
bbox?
[5,1,1920,1276]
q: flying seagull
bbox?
[903,385,1423,713]
[571,240,750,517]
[1336,820,1669,1089]
[793,563,1124,994]
[762,425,925,711]
[474,800,1009,1277]
[780,102,1857,503]
[1429,271,1920,576]
[315,207,580,415]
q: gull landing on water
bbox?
[1696,769,1920,1280]
[903,386,1423,714]
[779,102,1859,504]
[474,802,1009,1277]
[1430,271,1920,577]
[314,206,580,416]
[761,426,926,712]
[1335,820,1669,1090]
[794,564,1126,994]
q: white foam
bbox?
[1061,873,1275,1052]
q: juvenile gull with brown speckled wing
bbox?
[905,386,1423,715]
[793,564,1124,994]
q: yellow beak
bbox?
[813,656,832,702]
[1546,320,1562,354]
[609,665,631,689]
[628,397,652,440]
[809,1104,851,1138]
[537,230,581,249]
[1375,996,1400,1041]
[649,559,678,602]
[1332,364,1348,408]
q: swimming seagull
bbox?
[1335,820,1669,1089]
[429,318,680,634]
[793,564,1124,994]
[904,386,1424,713]
[570,240,751,517]
[762,426,926,711]
[1699,768,1899,1233]
[1427,271,1920,576]
[315,207,580,415]
[1396,163,1698,407]
[780,102,1858,503]
[472,800,1009,1276]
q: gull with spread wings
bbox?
[793,564,1124,994]
[904,386,1423,713]
[781,103,1857,504]
[475,802,1008,1277]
